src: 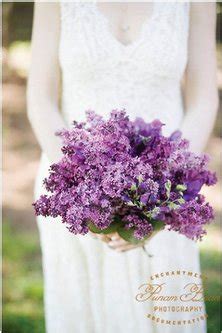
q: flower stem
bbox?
[142,245,154,258]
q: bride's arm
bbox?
[181,3,218,153]
[28,3,113,246]
[27,3,65,163]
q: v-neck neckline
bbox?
[93,2,159,51]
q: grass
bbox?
[2,221,221,333]
[200,249,221,333]
[3,222,45,333]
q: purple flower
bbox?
[163,199,214,240]
[169,130,182,141]
[123,214,153,240]
[33,110,217,242]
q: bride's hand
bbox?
[90,231,144,252]
[89,231,158,252]
[89,231,137,251]
[107,232,144,252]
[89,231,111,244]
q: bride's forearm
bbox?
[27,3,64,164]
[180,3,218,154]
[27,97,66,163]
[180,100,218,153]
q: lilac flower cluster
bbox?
[33,110,217,242]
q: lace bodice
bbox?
[59,2,190,134]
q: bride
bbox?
[27,2,218,333]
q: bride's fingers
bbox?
[98,234,111,243]
[116,243,141,252]
[90,232,110,243]
[113,232,156,251]
[89,231,124,244]
[105,232,120,241]
[108,238,129,249]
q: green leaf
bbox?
[88,223,103,234]
[165,180,171,198]
[130,184,137,191]
[143,211,152,219]
[101,223,119,234]
[117,226,142,245]
[88,217,121,235]
[138,175,143,184]
[177,197,185,205]
[176,184,187,192]
[165,179,171,190]
[151,220,165,231]
[168,201,179,210]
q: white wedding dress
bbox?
[35,2,206,332]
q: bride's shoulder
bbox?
[189,3,216,31]
[189,2,216,19]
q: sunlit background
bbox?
[2,3,222,333]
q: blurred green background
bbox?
[2,2,222,333]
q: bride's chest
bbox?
[59,2,190,81]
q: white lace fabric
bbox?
[35,3,206,332]
[59,2,189,133]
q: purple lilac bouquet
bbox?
[33,111,217,244]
